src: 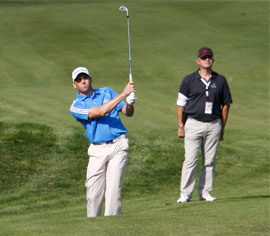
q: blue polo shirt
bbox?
[70,87,127,143]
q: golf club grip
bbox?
[129,74,133,82]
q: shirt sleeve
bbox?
[221,78,233,106]
[179,76,190,97]
[70,100,89,121]
[176,77,190,106]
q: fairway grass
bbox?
[1,194,268,236]
[0,1,269,236]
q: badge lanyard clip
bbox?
[200,77,212,101]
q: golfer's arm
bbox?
[177,105,185,127]
[221,104,230,129]
[121,104,134,117]
[88,93,125,118]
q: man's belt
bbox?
[93,134,126,145]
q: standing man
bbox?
[70,66,136,217]
[176,47,232,203]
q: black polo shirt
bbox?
[179,70,232,122]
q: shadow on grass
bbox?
[217,195,270,201]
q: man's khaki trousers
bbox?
[85,134,129,217]
[180,117,221,199]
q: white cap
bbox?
[72,67,91,81]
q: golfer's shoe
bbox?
[199,194,216,201]
[177,195,190,203]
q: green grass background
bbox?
[0,1,269,235]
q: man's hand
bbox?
[178,125,185,138]
[220,128,224,141]
[126,92,137,105]
[122,81,136,97]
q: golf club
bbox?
[119,5,136,103]
[119,5,133,83]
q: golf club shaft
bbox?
[126,14,132,82]
[119,6,133,83]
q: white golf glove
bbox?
[126,92,137,105]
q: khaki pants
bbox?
[85,134,129,217]
[180,117,221,198]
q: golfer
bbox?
[70,66,136,217]
[176,47,232,203]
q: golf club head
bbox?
[119,5,129,15]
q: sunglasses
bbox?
[75,76,90,83]
[200,55,213,60]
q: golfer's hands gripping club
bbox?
[126,92,136,105]
[122,82,136,105]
